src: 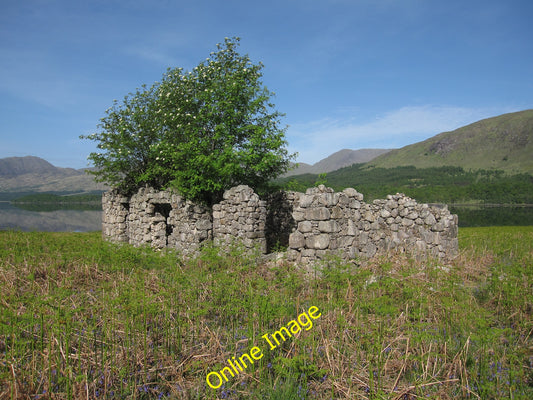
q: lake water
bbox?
[0,202,532,232]
[0,202,102,232]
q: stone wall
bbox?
[213,185,267,253]
[102,184,458,261]
[286,185,458,263]
[103,187,212,255]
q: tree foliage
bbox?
[82,37,294,204]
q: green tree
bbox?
[82,37,295,204]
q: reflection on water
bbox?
[0,202,102,232]
[0,201,531,232]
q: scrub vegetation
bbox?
[1,226,532,399]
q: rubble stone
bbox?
[102,185,458,261]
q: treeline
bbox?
[276,165,533,204]
[12,193,102,204]
[10,193,103,211]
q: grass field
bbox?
[0,227,532,399]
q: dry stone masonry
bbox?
[213,185,268,253]
[103,187,212,255]
[102,184,458,261]
[286,185,458,263]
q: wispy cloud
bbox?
[287,105,510,164]
[122,32,191,68]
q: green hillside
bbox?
[368,110,533,174]
[277,165,533,204]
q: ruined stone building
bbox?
[102,185,458,262]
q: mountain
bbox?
[0,156,107,193]
[3,109,532,194]
[0,156,65,177]
[368,110,533,174]
[284,148,392,176]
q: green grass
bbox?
[0,227,532,399]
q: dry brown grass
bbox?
[1,228,532,399]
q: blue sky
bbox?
[1,0,532,169]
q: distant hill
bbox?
[0,156,76,177]
[278,163,533,204]
[368,110,533,174]
[3,109,532,195]
[284,148,392,176]
[0,156,107,193]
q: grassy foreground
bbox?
[0,227,532,399]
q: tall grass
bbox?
[0,227,532,399]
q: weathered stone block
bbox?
[402,218,414,227]
[298,221,313,233]
[362,210,376,222]
[289,231,306,249]
[292,211,305,222]
[298,194,314,208]
[196,219,212,230]
[380,209,391,218]
[347,219,357,236]
[349,199,361,209]
[331,206,344,219]
[433,222,445,232]
[319,220,339,233]
[306,234,330,250]
[338,235,354,248]
[305,207,331,221]
[319,192,339,206]
[407,211,419,220]
[342,188,359,198]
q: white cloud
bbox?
[287,105,510,164]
